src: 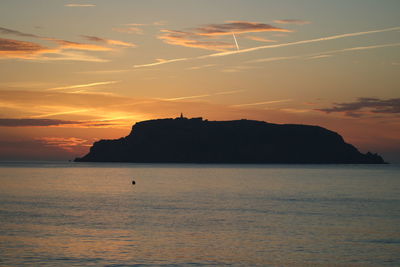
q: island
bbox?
[75,115,385,164]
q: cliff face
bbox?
[75,117,385,164]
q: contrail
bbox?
[232,32,240,50]
[232,99,292,107]
[133,26,400,68]
[202,26,400,58]
[47,81,119,91]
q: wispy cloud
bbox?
[159,30,234,51]
[317,98,400,117]
[64,4,96,7]
[340,43,400,51]
[0,37,53,59]
[162,94,212,101]
[125,21,167,27]
[201,26,400,59]
[249,56,298,63]
[221,65,259,73]
[37,137,92,152]
[307,54,333,59]
[36,51,109,62]
[160,89,244,101]
[273,19,311,25]
[244,35,277,43]
[47,81,119,91]
[250,42,400,63]
[31,109,92,118]
[0,118,81,127]
[133,58,189,68]
[187,64,216,70]
[78,69,132,74]
[232,99,292,108]
[0,27,114,61]
[52,39,113,51]
[82,35,136,47]
[0,27,43,38]
[113,27,143,34]
[135,26,400,68]
[195,21,291,36]
[0,26,113,51]
[215,89,245,95]
[159,21,290,51]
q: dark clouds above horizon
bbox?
[159,21,291,51]
[0,118,81,127]
[317,98,400,117]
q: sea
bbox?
[0,162,399,266]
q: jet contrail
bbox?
[133,26,400,68]
[232,32,240,50]
[202,26,400,58]
[47,81,119,91]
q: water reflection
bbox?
[0,163,399,266]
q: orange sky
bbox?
[1,0,399,162]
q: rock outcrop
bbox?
[75,117,385,164]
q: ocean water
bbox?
[0,162,399,266]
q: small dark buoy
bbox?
[132,180,136,185]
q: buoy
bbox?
[132,180,136,185]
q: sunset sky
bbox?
[1,0,399,162]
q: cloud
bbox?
[0,118,81,127]
[125,21,167,27]
[158,21,290,51]
[1,89,399,161]
[195,21,291,36]
[307,54,332,59]
[113,27,143,34]
[159,89,243,101]
[159,30,234,51]
[0,26,114,61]
[78,69,131,74]
[113,21,166,35]
[52,39,113,51]
[47,81,119,91]
[31,109,92,118]
[0,37,48,53]
[221,65,259,73]
[273,19,311,25]
[317,98,400,117]
[135,26,400,68]
[249,56,298,63]
[232,99,292,108]
[0,139,79,160]
[37,137,92,151]
[0,26,112,51]
[82,35,136,47]
[0,41,108,62]
[0,37,56,59]
[0,27,43,38]
[34,51,109,62]
[153,21,167,26]
[0,89,244,123]
[65,4,96,7]
[187,64,216,70]
[250,42,400,63]
[133,57,189,68]
[201,26,400,58]
[244,35,277,43]
[161,94,212,101]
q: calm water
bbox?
[0,162,399,266]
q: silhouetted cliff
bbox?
[75,117,385,164]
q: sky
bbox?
[0,0,399,162]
